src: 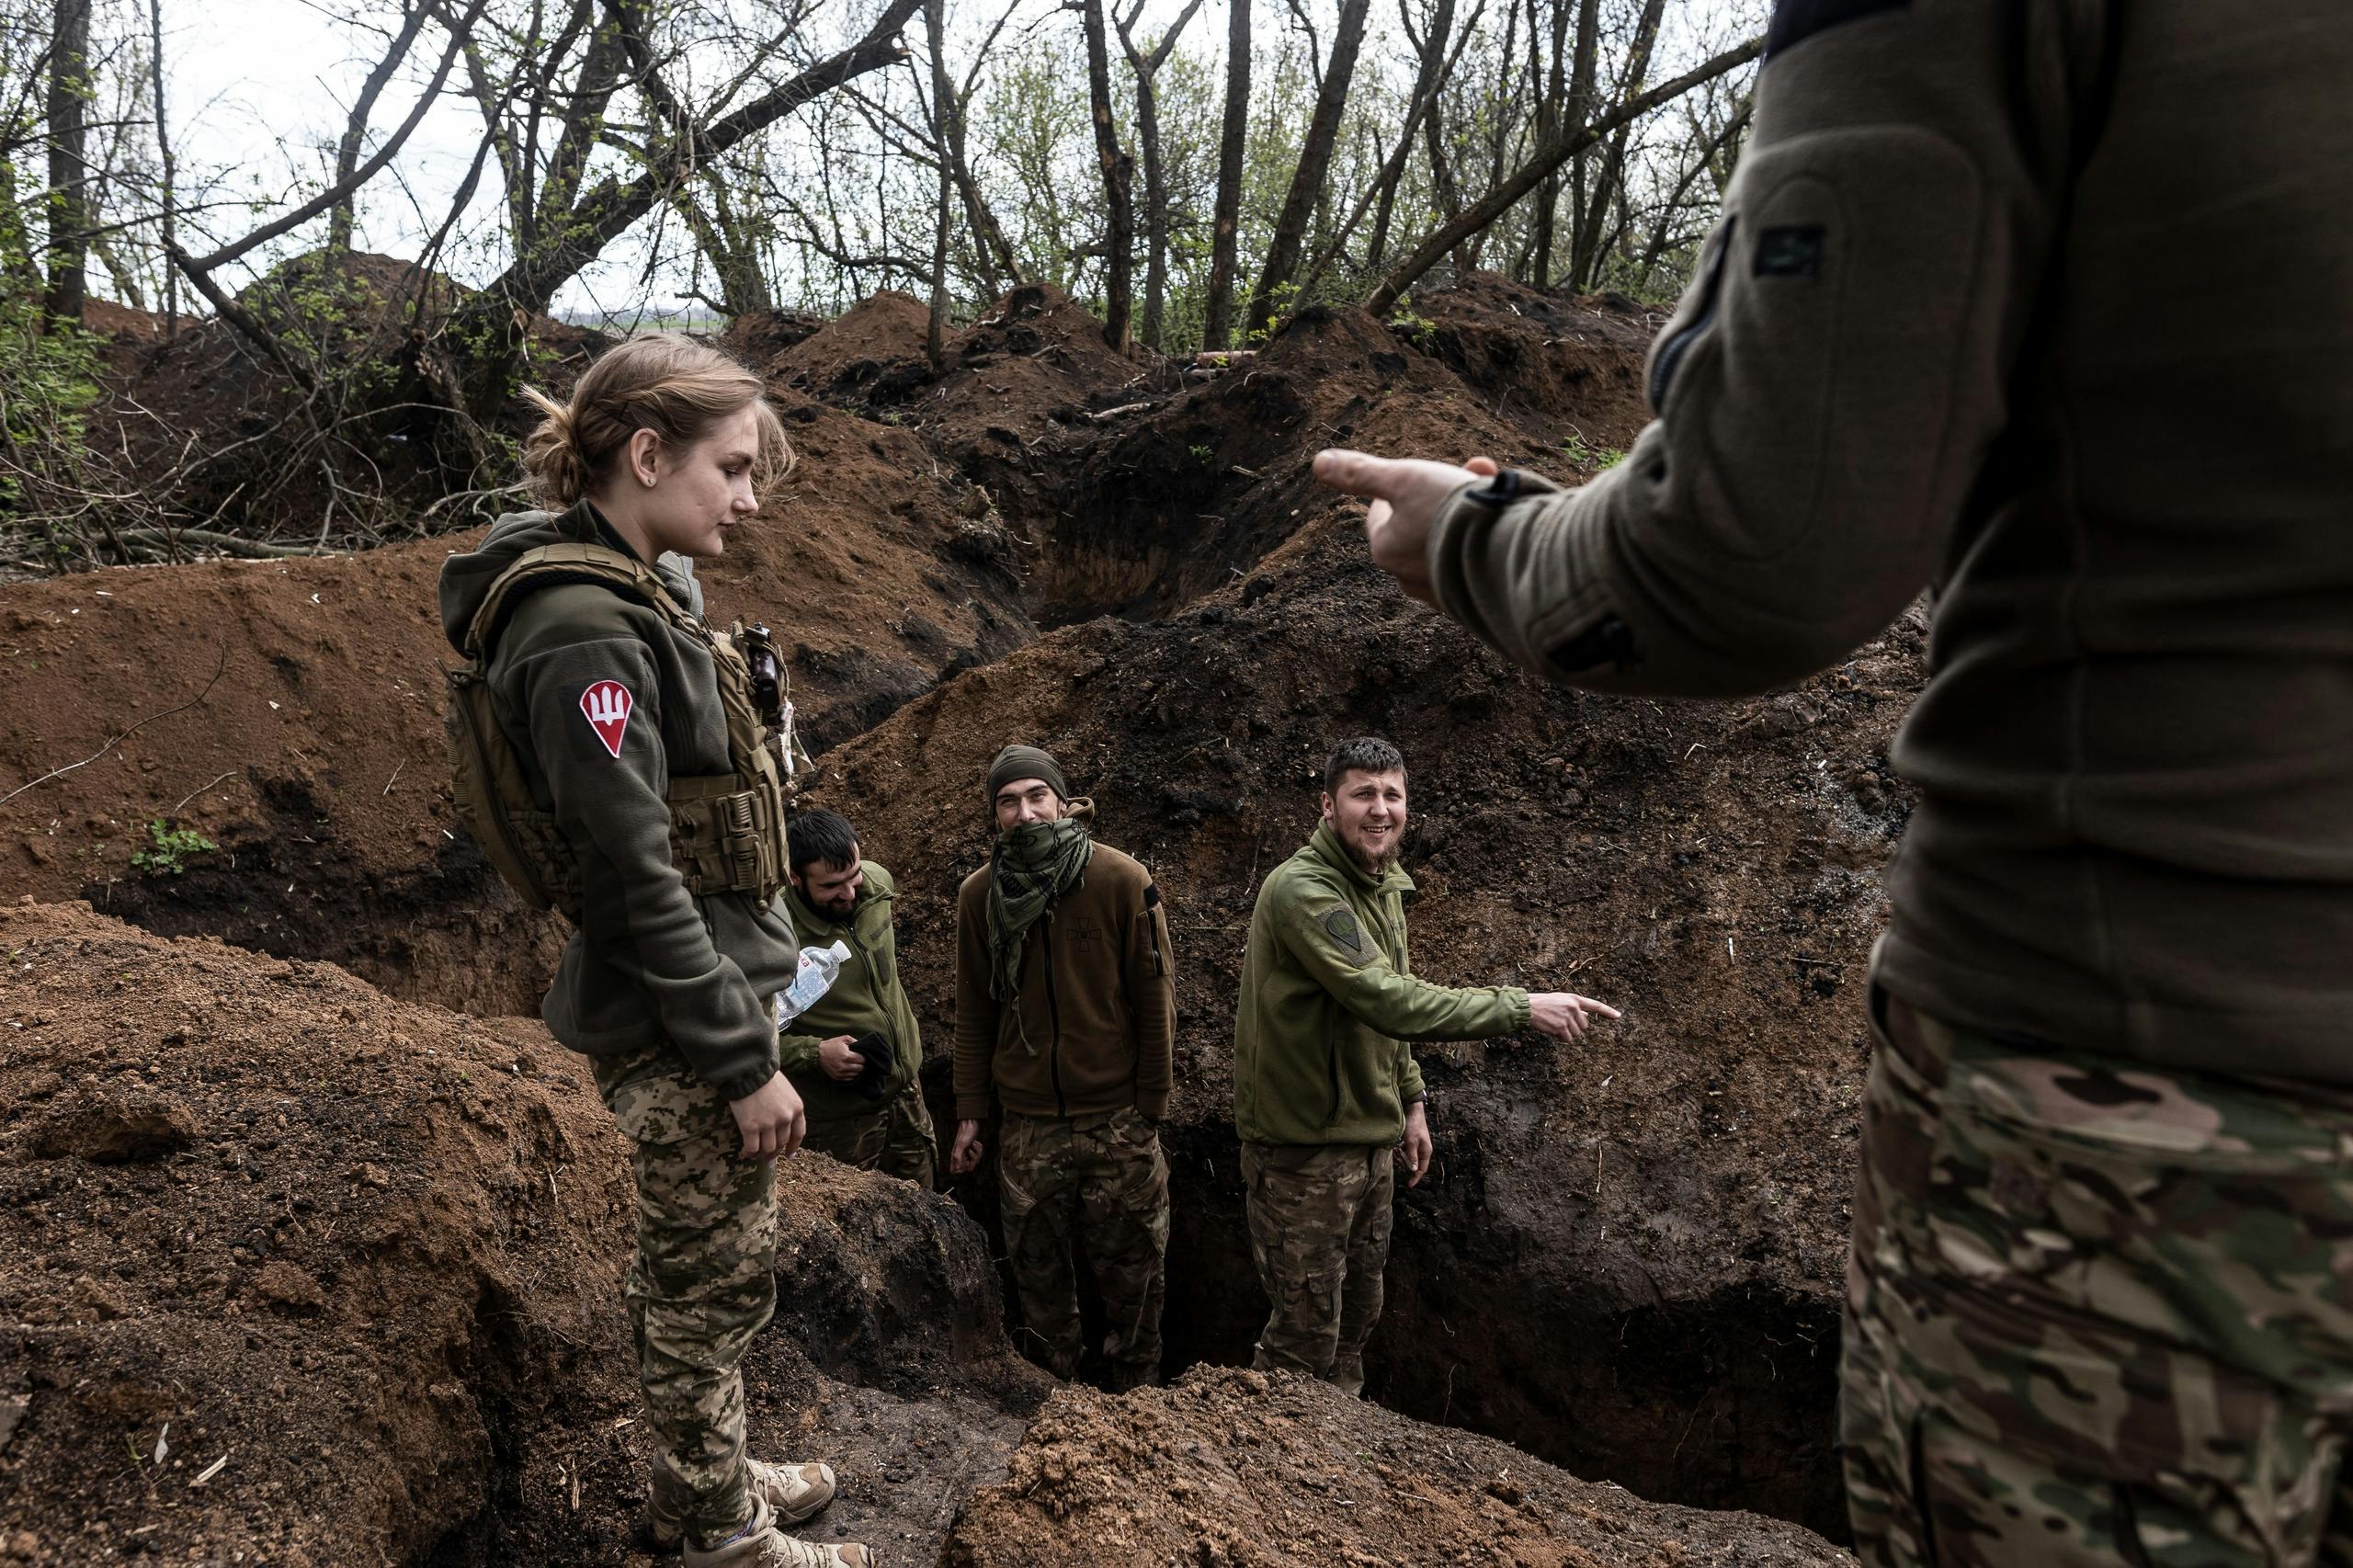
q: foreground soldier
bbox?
[437,335,865,1567]
[1315,4,2353,1561]
[1233,737,1617,1394]
[779,809,938,1188]
[949,745,1176,1389]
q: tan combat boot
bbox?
[681,1497,871,1568]
[648,1455,841,1551]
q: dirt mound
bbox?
[1409,269,1660,455]
[770,290,939,403]
[945,1367,1848,1567]
[0,389,1032,1014]
[0,899,1047,1566]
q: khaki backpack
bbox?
[443,541,791,919]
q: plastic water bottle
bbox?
[775,939,853,1027]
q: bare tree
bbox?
[1567,0,1665,289]
[934,0,1027,297]
[1199,0,1248,349]
[1246,0,1371,336]
[440,0,921,410]
[1114,0,1203,352]
[327,0,435,254]
[1367,32,1762,316]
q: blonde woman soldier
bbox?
[437,335,870,1567]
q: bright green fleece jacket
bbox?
[1233,824,1530,1147]
[778,861,923,1124]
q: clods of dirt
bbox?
[944,1366,1850,1566]
[0,901,1048,1567]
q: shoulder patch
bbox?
[579,679,633,757]
[1322,905,1366,953]
[1765,0,1909,59]
[1143,883,1161,909]
[1754,224,1825,278]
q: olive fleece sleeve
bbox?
[776,1030,827,1076]
[1425,0,2106,695]
[1280,892,1530,1045]
[516,636,777,1101]
[952,877,1001,1121]
[1125,879,1176,1121]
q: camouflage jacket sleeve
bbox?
[1277,884,1530,1045]
[514,635,777,1101]
[1423,0,2106,695]
[1124,872,1176,1121]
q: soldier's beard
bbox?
[1345,826,1402,874]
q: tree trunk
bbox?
[149,0,176,333]
[1571,0,1664,290]
[676,187,775,318]
[1369,0,1460,275]
[1078,0,1133,351]
[1245,0,1372,336]
[1200,0,1250,349]
[1118,0,1203,353]
[924,0,951,369]
[1529,0,1574,288]
[43,0,93,328]
[933,2,1018,297]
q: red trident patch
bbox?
[580,680,633,757]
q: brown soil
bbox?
[0,269,1908,1559]
[947,1367,1849,1567]
[0,898,1048,1566]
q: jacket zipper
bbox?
[1041,914,1066,1117]
[1646,216,1735,415]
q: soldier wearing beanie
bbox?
[949,744,1177,1390]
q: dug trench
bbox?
[0,274,1906,1557]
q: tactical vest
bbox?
[443,541,790,919]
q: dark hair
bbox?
[1323,736,1406,796]
[518,332,792,508]
[788,809,859,878]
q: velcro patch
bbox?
[580,679,634,757]
[1322,906,1367,955]
[1765,0,1910,58]
[1755,225,1826,278]
[1143,883,1161,908]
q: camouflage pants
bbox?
[1842,985,2353,1567]
[801,1081,939,1190]
[1242,1142,1392,1397]
[997,1108,1169,1383]
[593,1042,776,1549]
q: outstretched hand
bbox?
[1529,993,1624,1043]
[1312,449,1500,603]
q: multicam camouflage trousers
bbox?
[801,1082,939,1190]
[997,1107,1169,1385]
[1242,1142,1393,1397]
[1842,985,2353,1567]
[593,1042,776,1550]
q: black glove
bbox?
[848,1033,892,1103]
